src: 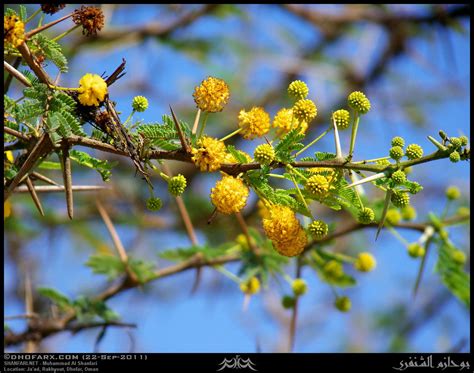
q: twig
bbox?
[13,185,110,193]
[235,212,259,254]
[30,172,60,186]
[4,126,30,141]
[60,144,73,219]
[16,42,52,85]
[25,13,73,38]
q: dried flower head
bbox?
[193,76,230,113]
[41,4,66,15]
[72,6,105,36]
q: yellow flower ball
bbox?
[354,252,377,272]
[273,108,308,137]
[191,136,227,172]
[238,107,271,139]
[240,276,260,295]
[274,227,307,257]
[292,99,317,122]
[291,278,308,296]
[210,175,249,214]
[193,76,230,112]
[4,15,25,47]
[78,73,108,106]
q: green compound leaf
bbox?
[226,145,249,164]
[315,151,337,161]
[136,116,182,151]
[32,34,68,72]
[128,258,156,284]
[37,287,73,310]
[85,254,126,280]
[435,241,470,308]
[159,242,235,262]
[69,149,116,182]
[275,128,305,163]
[72,296,120,323]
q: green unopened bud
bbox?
[449,137,462,149]
[401,205,417,221]
[335,296,351,312]
[288,80,309,100]
[452,250,466,265]
[391,191,410,208]
[391,136,405,148]
[132,96,149,112]
[407,243,425,258]
[324,260,344,280]
[168,174,187,196]
[291,278,307,296]
[459,135,468,146]
[348,91,371,114]
[385,209,402,225]
[282,295,296,309]
[254,143,275,165]
[332,109,350,130]
[391,170,406,185]
[308,220,328,238]
[389,146,404,161]
[146,197,163,211]
[449,151,460,163]
[405,144,423,160]
[358,207,375,224]
[445,186,461,200]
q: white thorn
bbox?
[344,172,386,189]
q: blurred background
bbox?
[4,4,470,353]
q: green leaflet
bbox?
[86,254,125,280]
[37,287,72,310]
[226,145,249,164]
[435,241,470,307]
[69,149,116,182]
[128,258,156,284]
[32,34,68,72]
[136,115,183,150]
[275,128,305,163]
[159,242,235,262]
[315,151,337,161]
[73,296,119,323]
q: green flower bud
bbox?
[358,207,375,224]
[457,206,470,217]
[348,91,371,114]
[459,135,468,146]
[385,209,402,225]
[288,80,309,100]
[291,278,308,296]
[335,296,351,312]
[389,146,404,161]
[308,220,328,238]
[168,174,187,196]
[403,167,413,175]
[452,250,466,265]
[449,137,462,149]
[401,205,417,221]
[405,144,423,160]
[391,136,405,148]
[445,186,461,200]
[324,260,344,280]
[132,95,149,112]
[407,243,425,258]
[449,151,460,163]
[391,191,410,208]
[254,143,275,165]
[146,197,163,211]
[282,295,296,309]
[391,170,406,185]
[408,181,423,194]
[332,109,350,130]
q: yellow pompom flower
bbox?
[354,252,377,272]
[193,76,230,112]
[210,175,249,214]
[288,80,309,100]
[240,276,260,295]
[4,15,25,47]
[308,167,339,183]
[274,227,307,257]
[263,205,306,257]
[191,136,227,172]
[292,99,317,122]
[273,108,308,137]
[78,73,108,106]
[238,107,271,139]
